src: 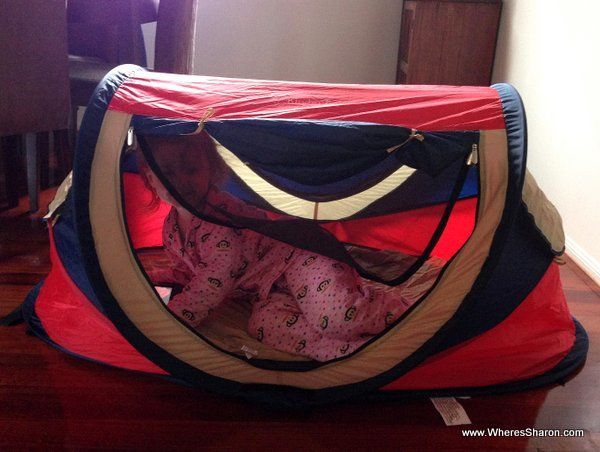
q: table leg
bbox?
[25,133,39,213]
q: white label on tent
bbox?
[241,345,258,359]
[430,397,472,426]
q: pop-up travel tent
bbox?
[4,65,587,406]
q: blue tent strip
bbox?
[52,194,103,312]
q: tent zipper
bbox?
[125,126,139,153]
[466,143,479,166]
[358,154,472,286]
[386,129,425,154]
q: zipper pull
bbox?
[125,127,135,150]
[127,127,134,146]
[413,131,425,142]
[467,143,479,166]
[386,129,425,153]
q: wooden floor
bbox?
[1,191,599,451]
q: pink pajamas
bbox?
[159,208,441,361]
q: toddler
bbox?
[138,133,442,361]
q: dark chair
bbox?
[0,0,71,212]
[67,0,198,115]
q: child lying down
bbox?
[138,134,443,362]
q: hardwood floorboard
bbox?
[1,190,599,451]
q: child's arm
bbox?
[166,253,240,329]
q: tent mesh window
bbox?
[122,119,480,368]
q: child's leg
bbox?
[247,290,358,361]
[283,252,417,343]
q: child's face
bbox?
[140,164,179,207]
[139,133,217,210]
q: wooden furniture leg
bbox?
[0,138,18,210]
[54,129,73,182]
[24,133,39,213]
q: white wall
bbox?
[493,0,600,283]
[192,0,403,84]
[142,21,156,69]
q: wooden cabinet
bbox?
[396,0,502,86]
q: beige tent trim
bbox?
[522,170,565,254]
[212,138,417,221]
[88,109,508,389]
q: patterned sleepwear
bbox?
[158,208,442,361]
